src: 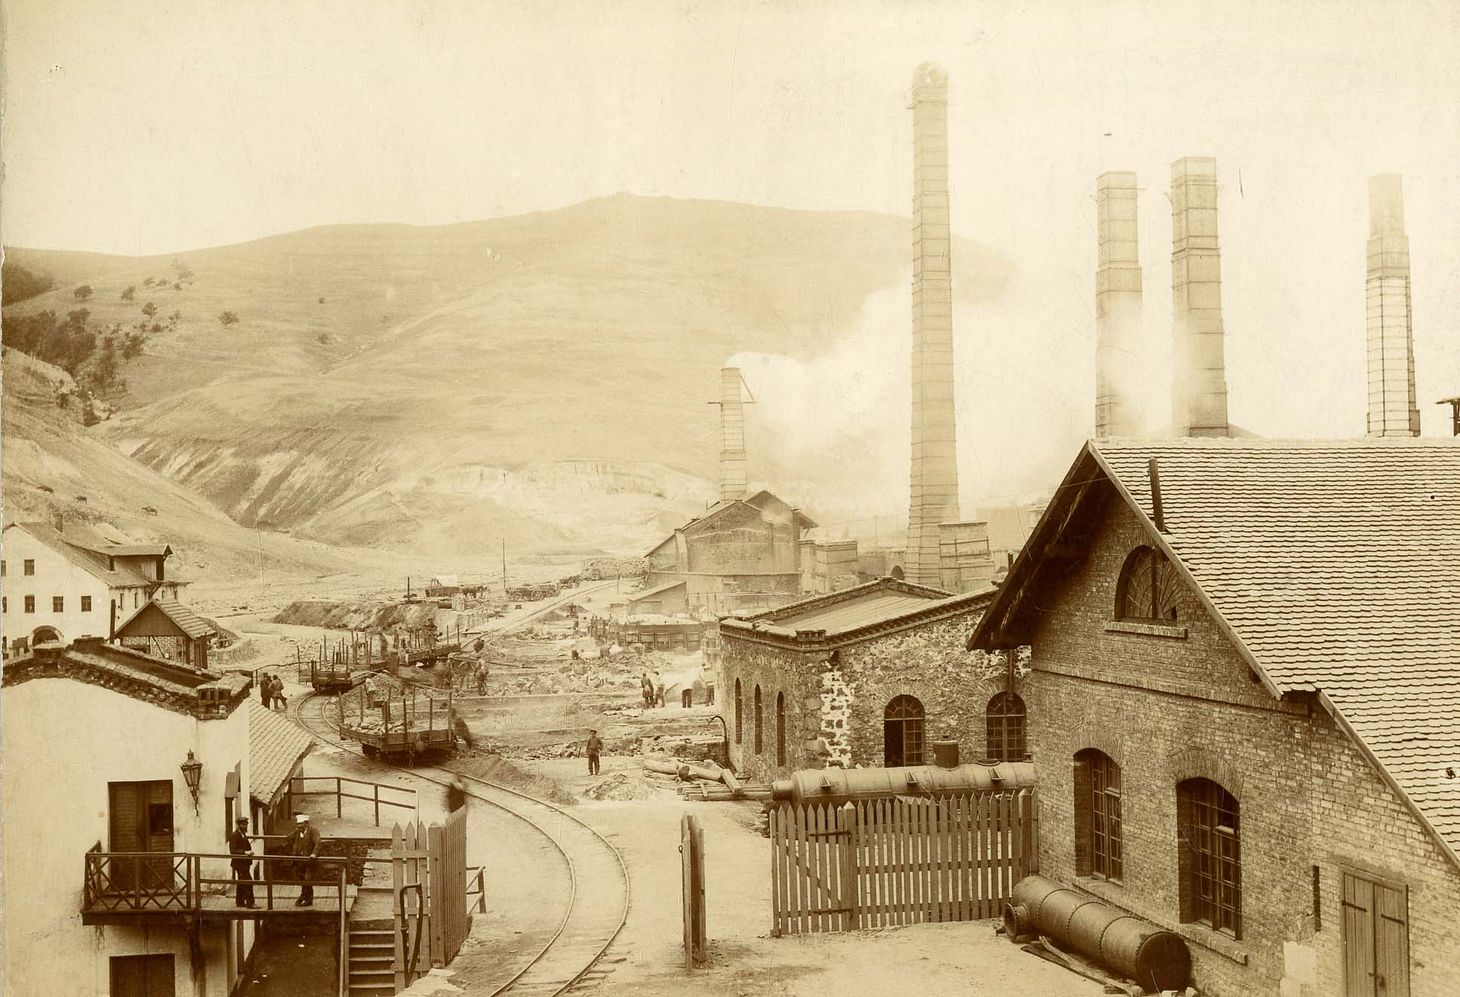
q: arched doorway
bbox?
[883,695,925,767]
[31,626,62,645]
[890,565,905,581]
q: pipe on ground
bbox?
[1005,875,1190,992]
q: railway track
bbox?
[291,688,630,996]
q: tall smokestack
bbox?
[906,62,960,588]
[718,367,748,501]
[1170,157,1230,438]
[1366,174,1420,437]
[1095,171,1143,438]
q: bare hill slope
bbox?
[5,195,1009,559]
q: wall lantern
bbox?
[180,750,203,814]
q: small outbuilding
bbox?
[113,598,215,669]
[718,577,1007,781]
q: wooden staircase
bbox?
[347,922,397,997]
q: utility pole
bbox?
[501,538,508,595]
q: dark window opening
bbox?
[986,693,1026,761]
[53,596,64,613]
[81,595,92,612]
[776,692,786,766]
[734,679,743,745]
[23,559,35,576]
[883,695,925,767]
[1178,778,1241,937]
[1115,546,1181,622]
[24,596,35,614]
[754,686,763,754]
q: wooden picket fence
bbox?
[769,790,1037,936]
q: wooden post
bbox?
[391,824,406,991]
[337,865,348,997]
[336,778,342,819]
[839,802,859,930]
[428,821,445,967]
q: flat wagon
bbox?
[336,677,458,765]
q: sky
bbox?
[4,0,1459,510]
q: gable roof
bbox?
[115,598,216,640]
[969,436,1460,867]
[7,522,156,588]
[248,701,314,806]
[724,576,993,649]
[642,490,818,559]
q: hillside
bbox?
[0,349,397,596]
[4,195,1011,560]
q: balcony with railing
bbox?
[81,842,354,924]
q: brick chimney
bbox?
[1366,173,1420,437]
[1170,157,1230,438]
[906,62,961,587]
[1095,171,1143,438]
[717,367,748,501]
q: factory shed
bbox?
[968,436,1460,997]
[719,577,1006,781]
[625,579,688,617]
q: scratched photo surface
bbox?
[3,2,1459,996]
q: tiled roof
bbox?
[1,639,248,718]
[10,522,154,588]
[248,701,314,806]
[116,598,216,640]
[1087,438,1460,862]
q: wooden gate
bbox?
[430,807,470,964]
[770,790,1037,935]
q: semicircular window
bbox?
[1115,546,1181,622]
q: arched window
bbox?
[1073,750,1122,880]
[889,565,905,581]
[1178,778,1241,937]
[986,693,1026,762]
[754,685,763,754]
[31,625,62,645]
[775,692,786,766]
[734,679,743,745]
[883,695,925,767]
[1115,546,1181,622]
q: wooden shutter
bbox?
[1342,873,1376,997]
[110,954,175,997]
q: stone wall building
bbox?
[969,437,1460,997]
[718,577,1011,782]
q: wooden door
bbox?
[108,781,175,894]
[110,954,176,997]
[1342,872,1409,997]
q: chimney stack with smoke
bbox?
[1366,174,1420,437]
[1170,157,1230,438]
[905,62,961,587]
[1095,171,1143,438]
[718,367,748,501]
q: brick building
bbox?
[718,577,1006,781]
[644,489,816,615]
[969,438,1460,997]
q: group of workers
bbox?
[257,672,288,711]
[227,812,324,908]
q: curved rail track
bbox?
[289,610,630,996]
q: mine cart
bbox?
[294,636,375,693]
[336,678,458,765]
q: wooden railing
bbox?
[286,775,418,827]
[466,866,487,914]
[83,849,349,915]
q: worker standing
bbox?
[445,775,468,813]
[229,817,257,908]
[586,729,603,776]
[287,814,321,906]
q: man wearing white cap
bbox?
[286,813,322,906]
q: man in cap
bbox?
[287,813,322,906]
[586,729,603,776]
[228,816,257,908]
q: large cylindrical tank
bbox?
[1007,875,1190,992]
[770,762,1035,806]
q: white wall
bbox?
[1,675,252,996]
[1,526,115,649]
